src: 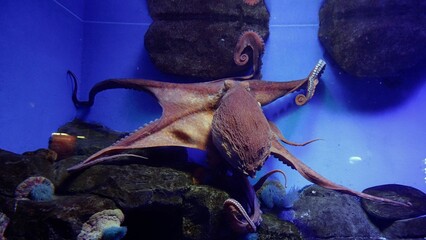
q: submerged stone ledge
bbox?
[0,120,424,239]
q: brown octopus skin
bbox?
[234,30,265,78]
[67,60,410,233]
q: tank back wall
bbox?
[0,0,425,192]
[0,0,83,153]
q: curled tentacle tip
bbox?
[236,53,250,66]
[295,94,308,106]
[234,30,265,67]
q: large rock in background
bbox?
[319,0,426,78]
[290,184,426,239]
[361,184,426,222]
[145,0,269,79]
[291,185,383,239]
[361,184,426,239]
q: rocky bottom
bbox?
[0,120,425,240]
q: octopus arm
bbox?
[68,79,224,171]
[269,139,412,207]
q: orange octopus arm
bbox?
[68,79,224,171]
[269,138,412,207]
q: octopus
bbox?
[67,32,411,234]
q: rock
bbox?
[361,184,426,221]
[145,0,269,79]
[258,213,302,240]
[382,215,426,239]
[1,195,117,240]
[5,120,424,239]
[0,149,55,197]
[59,159,234,239]
[61,162,194,209]
[292,184,383,239]
[319,0,426,78]
[182,185,230,240]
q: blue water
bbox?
[0,0,425,194]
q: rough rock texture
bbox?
[60,162,195,209]
[361,184,426,239]
[382,216,426,239]
[258,213,302,240]
[0,195,117,239]
[292,185,383,239]
[0,121,303,240]
[0,149,56,197]
[319,0,426,78]
[145,0,270,79]
[361,184,426,221]
[2,121,424,239]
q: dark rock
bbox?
[319,0,426,78]
[60,160,236,239]
[182,185,230,240]
[292,184,383,239]
[0,149,55,197]
[145,0,269,79]
[7,120,424,239]
[61,162,193,209]
[51,120,189,189]
[383,215,426,239]
[1,195,116,240]
[361,184,426,221]
[258,213,302,240]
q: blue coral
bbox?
[259,180,286,210]
[102,226,127,240]
[15,176,55,201]
[282,186,300,209]
[259,181,300,210]
[29,183,54,201]
[237,232,258,240]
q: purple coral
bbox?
[14,176,55,201]
[77,209,126,240]
[0,212,9,239]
